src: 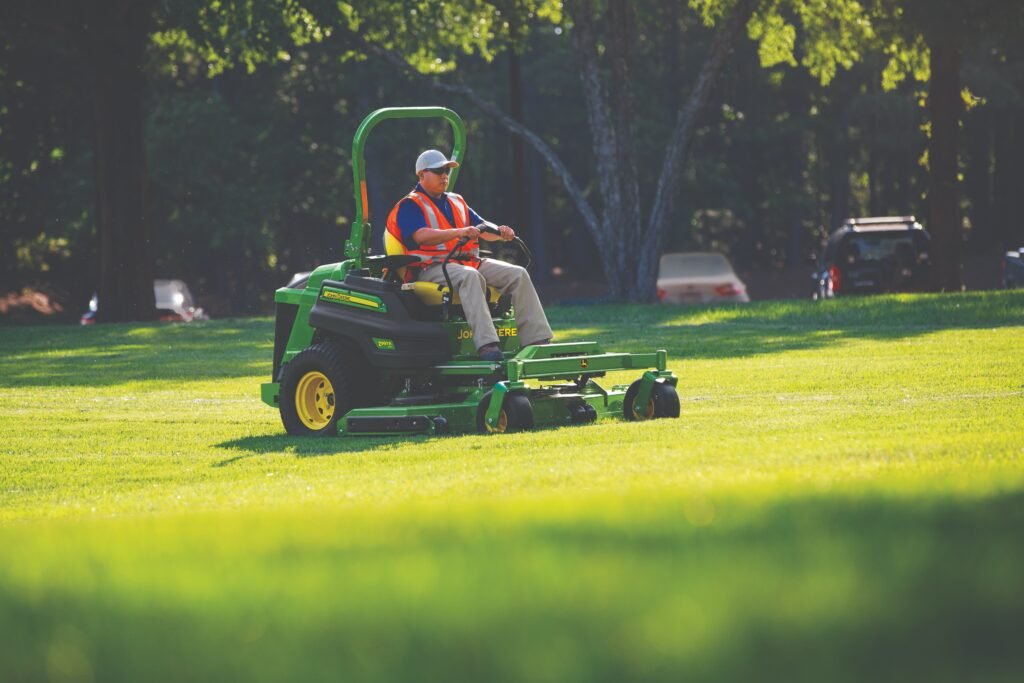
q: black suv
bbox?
[813,216,933,299]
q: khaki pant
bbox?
[418,258,553,350]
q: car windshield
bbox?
[658,253,733,278]
[842,232,928,263]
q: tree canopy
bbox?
[1,0,1022,316]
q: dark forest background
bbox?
[2,0,1023,320]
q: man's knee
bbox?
[454,266,487,290]
[496,263,530,286]
[469,267,488,287]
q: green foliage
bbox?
[880,33,929,90]
[744,0,879,86]
[711,0,947,93]
[689,0,737,26]
[159,1,563,76]
[346,1,502,73]
[1,292,1023,679]
[165,0,343,75]
[748,11,798,69]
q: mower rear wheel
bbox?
[623,380,680,421]
[279,342,355,436]
[477,390,534,434]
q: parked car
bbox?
[80,279,208,324]
[656,252,750,304]
[1004,248,1024,289]
[813,216,933,299]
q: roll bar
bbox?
[346,107,467,265]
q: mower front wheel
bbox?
[279,342,355,436]
[623,379,680,421]
[476,390,534,434]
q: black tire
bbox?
[623,380,680,421]
[279,342,356,436]
[476,390,534,434]
[313,334,391,408]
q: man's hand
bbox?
[457,226,481,240]
[476,223,516,241]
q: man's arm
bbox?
[466,206,515,242]
[413,226,480,246]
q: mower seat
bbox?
[383,232,501,308]
[400,281,501,307]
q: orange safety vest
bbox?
[385,189,480,280]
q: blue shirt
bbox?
[395,184,485,250]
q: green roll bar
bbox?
[346,107,467,266]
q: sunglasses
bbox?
[424,167,451,176]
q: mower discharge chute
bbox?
[261,107,679,436]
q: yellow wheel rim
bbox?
[485,409,509,434]
[295,371,335,430]
[631,397,655,420]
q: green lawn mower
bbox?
[260,106,679,436]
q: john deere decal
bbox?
[320,286,387,312]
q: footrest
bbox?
[507,348,669,382]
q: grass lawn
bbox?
[1,291,1023,682]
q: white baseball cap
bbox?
[415,149,460,173]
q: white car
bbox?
[81,279,208,324]
[656,252,750,304]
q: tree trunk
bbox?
[992,109,1024,249]
[82,1,156,322]
[566,0,626,297]
[827,124,851,231]
[507,34,527,232]
[925,39,963,291]
[963,107,994,251]
[366,1,752,301]
[636,0,755,300]
[868,125,881,216]
[605,0,643,299]
[523,82,550,283]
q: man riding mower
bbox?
[260,107,679,436]
[385,147,552,362]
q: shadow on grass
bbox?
[1,490,1022,682]
[2,291,1021,388]
[0,318,273,388]
[215,417,592,458]
[213,433,433,461]
[550,290,1024,361]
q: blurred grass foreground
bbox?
[1,291,1023,682]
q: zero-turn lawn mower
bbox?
[261,107,679,436]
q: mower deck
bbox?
[262,341,676,436]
